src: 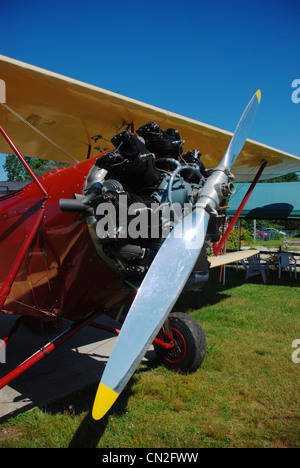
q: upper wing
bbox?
[0,55,299,181]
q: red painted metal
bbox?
[155,326,187,361]
[0,207,45,310]
[0,311,100,390]
[213,161,267,255]
[153,336,175,350]
[89,317,175,349]
[0,123,50,314]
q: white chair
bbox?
[278,252,297,279]
[241,253,270,284]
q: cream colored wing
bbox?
[0,55,299,181]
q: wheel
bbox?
[154,312,206,372]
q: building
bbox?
[0,181,28,197]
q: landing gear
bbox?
[154,312,206,372]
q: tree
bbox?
[3,155,45,181]
[264,173,300,183]
[3,155,67,181]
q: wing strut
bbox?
[213,160,267,255]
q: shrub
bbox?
[224,228,253,250]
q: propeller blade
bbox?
[220,90,261,169]
[92,90,261,420]
[92,207,209,420]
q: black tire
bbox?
[154,312,206,372]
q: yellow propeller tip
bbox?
[256,89,261,103]
[92,383,119,420]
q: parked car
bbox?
[257,226,286,240]
[256,230,269,241]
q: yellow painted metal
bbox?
[92,382,119,420]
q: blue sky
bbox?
[0,0,300,180]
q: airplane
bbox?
[0,55,299,421]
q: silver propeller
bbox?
[92,90,261,420]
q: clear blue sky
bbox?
[0,0,300,180]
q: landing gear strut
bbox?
[154,312,206,372]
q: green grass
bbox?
[0,268,299,448]
[251,236,300,250]
[251,239,284,249]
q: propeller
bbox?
[92,90,261,420]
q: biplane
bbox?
[0,55,299,420]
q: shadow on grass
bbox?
[173,268,240,313]
[206,265,299,291]
[44,359,157,448]
[174,265,299,314]
[68,383,133,448]
[41,376,135,447]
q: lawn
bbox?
[0,267,299,448]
